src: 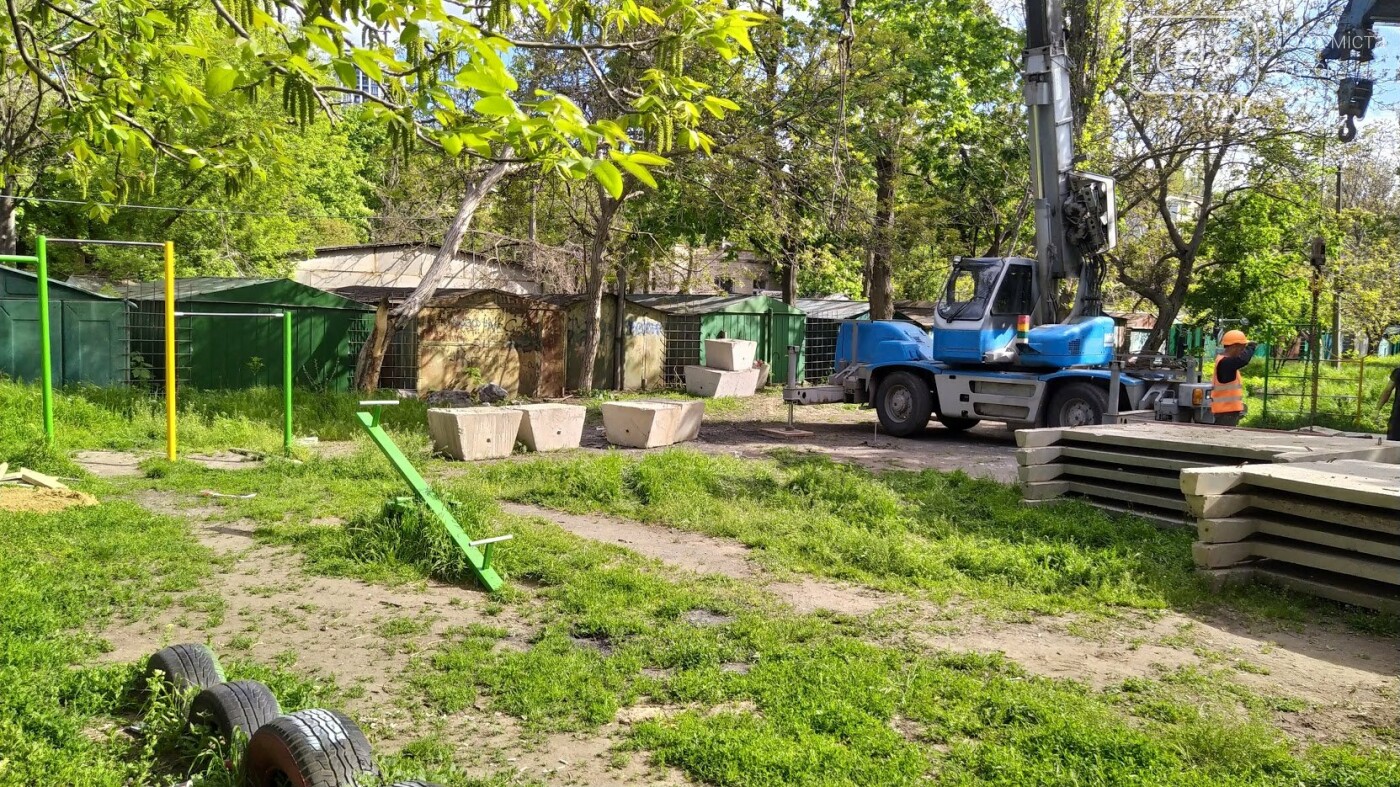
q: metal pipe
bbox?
[164,241,177,461]
[1107,360,1121,419]
[35,236,53,445]
[44,238,166,248]
[0,254,37,263]
[172,311,286,317]
[284,310,294,454]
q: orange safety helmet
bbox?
[1221,329,1249,346]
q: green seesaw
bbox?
[356,400,508,592]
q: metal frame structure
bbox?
[0,237,52,444]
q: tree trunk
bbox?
[780,231,797,304]
[613,263,628,390]
[354,299,393,392]
[869,148,898,320]
[0,182,17,256]
[577,189,624,392]
[354,157,518,391]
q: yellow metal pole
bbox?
[164,241,177,461]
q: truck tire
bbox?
[189,680,281,742]
[1047,382,1108,428]
[244,709,378,787]
[875,371,932,437]
[145,643,225,693]
[935,415,980,432]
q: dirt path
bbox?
[502,500,1400,749]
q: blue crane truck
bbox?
[782,0,1218,434]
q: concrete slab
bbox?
[685,365,761,398]
[1193,536,1400,587]
[642,399,703,442]
[1047,423,1400,463]
[1195,515,1400,560]
[509,403,586,452]
[601,401,682,448]
[1215,562,1400,614]
[704,338,757,371]
[760,427,816,439]
[427,407,523,460]
[1182,460,1400,510]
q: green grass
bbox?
[263,498,1400,786]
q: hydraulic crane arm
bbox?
[1320,0,1400,140]
[1023,0,1116,323]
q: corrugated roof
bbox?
[797,298,870,320]
[0,265,122,300]
[117,277,278,300]
[894,300,938,328]
[628,293,803,315]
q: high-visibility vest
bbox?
[1211,355,1244,414]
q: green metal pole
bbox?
[283,311,293,454]
[35,236,54,446]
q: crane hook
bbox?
[1339,115,1358,142]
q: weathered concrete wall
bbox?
[417,293,564,397]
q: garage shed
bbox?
[336,287,565,398]
[544,294,669,392]
[0,265,127,386]
[121,278,371,391]
[630,293,805,386]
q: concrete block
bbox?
[509,403,586,452]
[602,401,682,448]
[643,399,703,442]
[685,365,760,398]
[427,407,523,461]
[704,338,757,371]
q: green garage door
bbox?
[0,299,127,386]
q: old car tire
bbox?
[875,371,933,437]
[189,680,282,742]
[145,643,225,693]
[244,709,377,787]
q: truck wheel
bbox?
[1047,382,1108,428]
[145,643,225,694]
[875,371,932,437]
[189,680,281,742]
[935,415,980,432]
[244,709,377,787]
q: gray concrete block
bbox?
[685,365,760,398]
[704,338,756,371]
[508,403,586,452]
[601,401,682,448]
[427,407,523,461]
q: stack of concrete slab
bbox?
[1181,460,1400,613]
[685,339,763,398]
[507,403,586,452]
[1017,423,1400,527]
[601,401,702,448]
[428,407,524,460]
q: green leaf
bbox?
[204,64,238,97]
[628,151,671,167]
[702,95,740,118]
[333,59,359,90]
[612,154,658,188]
[455,68,509,94]
[593,160,624,198]
[351,50,385,82]
[441,134,464,156]
[473,95,518,117]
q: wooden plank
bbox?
[1016,446,1063,467]
[1019,480,1070,501]
[1192,540,1257,569]
[1060,445,1217,472]
[18,468,66,489]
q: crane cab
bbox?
[931,256,1115,368]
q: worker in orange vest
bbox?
[1211,330,1255,426]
